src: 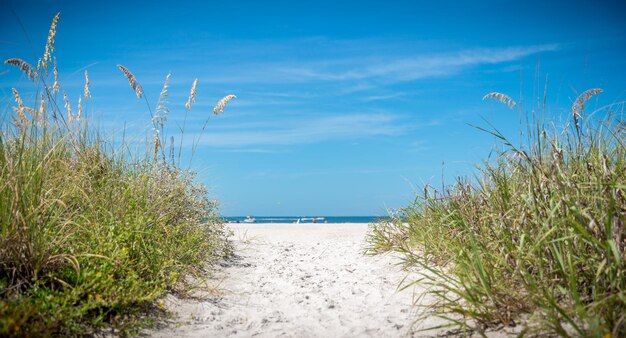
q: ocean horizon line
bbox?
[223,215,389,224]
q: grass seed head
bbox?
[13,107,28,127]
[185,78,198,110]
[12,88,30,126]
[64,90,72,123]
[84,70,91,99]
[11,114,23,129]
[52,57,60,93]
[572,88,603,118]
[154,73,171,127]
[571,88,602,130]
[117,64,143,99]
[483,92,516,109]
[213,94,236,115]
[77,96,82,121]
[12,88,25,109]
[42,12,60,72]
[4,58,38,81]
[39,94,46,115]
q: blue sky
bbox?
[1,0,625,216]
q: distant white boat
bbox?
[242,216,256,223]
[295,217,326,224]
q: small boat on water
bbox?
[295,217,326,224]
[242,216,256,223]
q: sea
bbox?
[224,216,387,224]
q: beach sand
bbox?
[147,223,513,337]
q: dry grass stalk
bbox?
[11,88,33,117]
[185,79,198,110]
[117,64,143,99]
[77,96,82,121]
[39,94,46,116]
[84,70,91,99]
[11,88,31,126]
[483,92,516,109]
[572,88,603,119]
[571,88,603,130]
[11,115,23,129]
[52,57,60,93]
[12,88,25,109]
[12,108,31,128]
[155,73,171,127]
[42,13,60,73]
[213,94,236,115]
[63,91,73,123]
[4,58,37,81]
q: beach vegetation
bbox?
[0,13,233,336]
[367,87,626,337]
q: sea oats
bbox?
[11,114,23,129]
[483,92,516,109]
[12,88,25,109]
[571,88,602,130]
[77,96,82,121]
[12,106,31,126]
[11,88,30,125]
[154,73,171,127]
[84,70,91,99]
[185,79,198,110]
[117,64,143,99]
[51,57,60,93]
[213,94,236,115]
[39,94,46,115]
[572,88,602,119]
[4,58,37,81]
[11,88,33,117]
[64,91,73,123]
[42,12,60,73]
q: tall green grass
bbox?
[0,13,232,336]
[368,90,625,337]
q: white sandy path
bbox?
[148,223,450,338]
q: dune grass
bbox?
[0,13,233,336]
[367,90,626,337]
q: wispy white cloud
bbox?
[188,113,411,147]
[243,167,414,180]
[406,140,431,153]
[69,62,100,76]
[361,92,407,102]
[271,44,560,83]
[216,148,287,154]
[78,40,560,88]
